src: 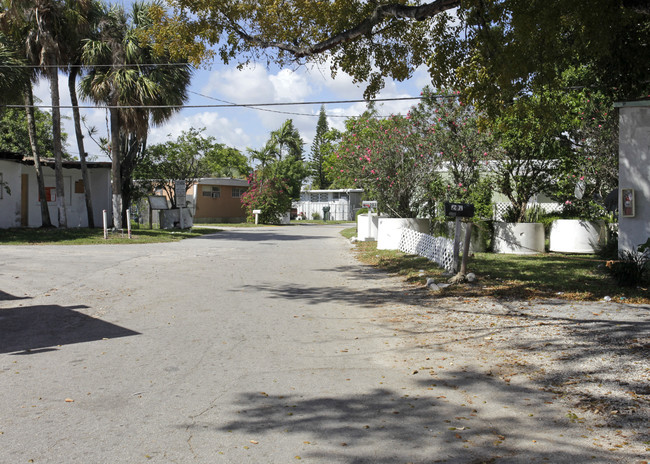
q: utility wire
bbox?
[6,95,430,110]
[187,89,376,118]
[0,62,192,69]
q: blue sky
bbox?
[34,51,433,164]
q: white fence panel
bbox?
[398,228,455,273]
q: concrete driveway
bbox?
[0,225,644,463]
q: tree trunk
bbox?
[109,106,123,229]
[68,70,95,227]
[49,65,67,228]
[24,86,52,228]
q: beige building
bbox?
[189,178,249,223]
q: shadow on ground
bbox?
[0,303,140,354]
[196,230,331,242]
[182,375,627,463]
[389,298,650,444]
[236,282,427,308]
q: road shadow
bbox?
[195,229,331,242]
[236,282,428,308]
[182,378,626,463]
[0,303,140,354]
[0,290,31,301]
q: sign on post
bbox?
[175,180,186,207]
[444,202,475,218]
[362,200,378,210]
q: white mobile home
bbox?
[293,189,364,221]
[0,151,111,228]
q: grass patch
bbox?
[340,227,357,240]
[0,227,220,245]
[341,228,650,303]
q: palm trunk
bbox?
[49,65,67,228]
[109,105,123,229]
[68,69,95,227]
[24,86,52,228]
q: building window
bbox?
[232,187,245,198]
[202,186,220,198]
[38,186,56,203]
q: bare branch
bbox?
[231,0,461,58]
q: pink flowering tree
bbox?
[411,87,495,219]
[240,170,292,224]
[332,108,441,217]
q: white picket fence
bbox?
[398,228,455,273]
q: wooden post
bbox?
[459,221,473,275]
[452,217,462,272]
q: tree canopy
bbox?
[153,0,650,102]
[0,106,70,159]
[135,127,249,207]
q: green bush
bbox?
[605,238,650,287]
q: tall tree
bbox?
[0,18,53,227]
[310,105,329,189]
[11,0,70,227]
[80,1,192,228]
[61,0,105,228]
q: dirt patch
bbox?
[380,290,650,457]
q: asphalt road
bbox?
[0,225,643,463]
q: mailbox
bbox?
[444,202,475,218]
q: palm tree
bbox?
[60,0,105,228]
[80,2,191,228]
[22,0,69,227]
[247,140,280,168]
[271,119,304,160]
[0,15,53,227]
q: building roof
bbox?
[0,151,111,169]
[301,188,364,193]
[196,177,249,187]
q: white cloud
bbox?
[269,68,312,102]
[148,110,252,152]
[202,64,274,103]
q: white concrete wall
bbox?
[618,105,650,252]
[0,160,23,228]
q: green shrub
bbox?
[605,238,650,287]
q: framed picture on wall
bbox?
[621,188,635,217]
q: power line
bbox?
[5,95,431,110]
[0,62,192,69]
[187,90,362,118]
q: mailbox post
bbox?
[444,202,475,274]
[362,201,378,242]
